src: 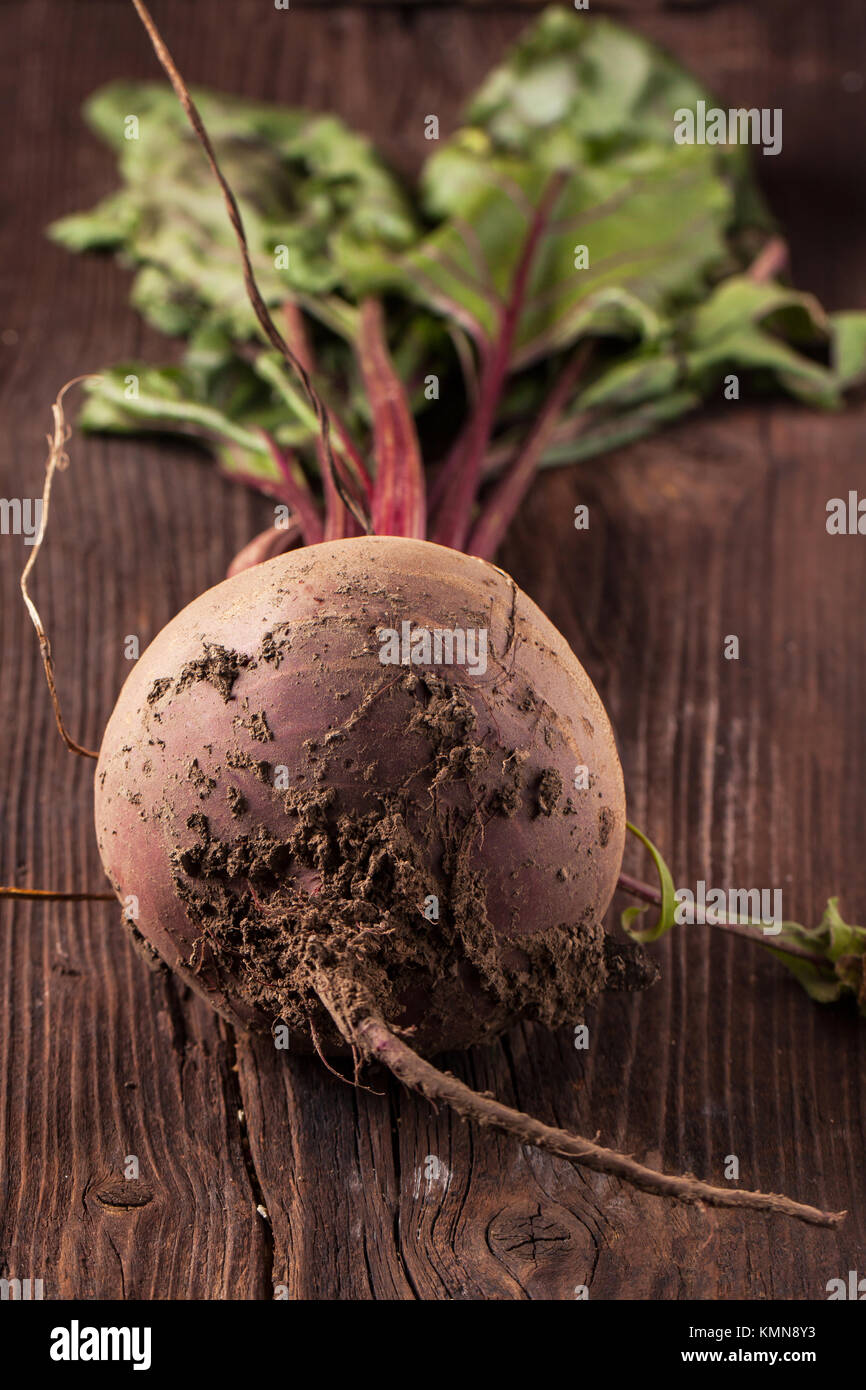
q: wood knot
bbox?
[487,1201,594,1297]
[92,1180,155,1212]
[488,1203,572,1265]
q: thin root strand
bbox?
[0,887,115,902]
[23,377,101,761]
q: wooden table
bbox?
[1,0,864,1300]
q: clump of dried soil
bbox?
[160,666,649,1053]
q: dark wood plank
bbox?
[281,1,736,9]
[0,0,278,1301]
[516,403,866,1298]
[0,0,864,1300]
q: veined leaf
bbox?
[49,7,866,526]
[680,276,841,406]
[462,9,757,177]
[390,4,769,374]
[401,142,732,370]
[524,276,849,470]
[79,366,293,488]
[50,81,418,340]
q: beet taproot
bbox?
[95,536,647,1054]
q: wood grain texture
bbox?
[0,0,864,1300]
[275,2,735,11]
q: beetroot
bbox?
[95,536,642,1053]
[87,533,838,1223]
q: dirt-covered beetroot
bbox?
[89,531,840,1222]
[95,536,649,1055]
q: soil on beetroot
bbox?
[95,540,646,1058]
[154,659,647,1053]
[119,609,650,1054]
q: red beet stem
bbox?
[469,342,593,560]
[432,171,568,551]
[616,872,828,965]
[748,235,789,283]
[358,297,426,538]
[259,431,324,545]
[282,301,361,541]
[281,302,373,502]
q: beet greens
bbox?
[51,8,866,561]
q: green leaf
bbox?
[621,822,678,943]
[451,9,759,192]
[457,6,771,241]
[50,81,419,341]
[526,273,847,470]
[687,276,828,342]
[682,276,840,407]
[467,9,750,166]
[400,141,732,370]
[78,366,287,487]
[831,311,866,389]
[385,4,770,373]
[765,899,866,1013]
[557,390,701,463]
[389,6,856,470]
[48,192,138,252]
[49,9,866,519]
[577,349,679,411]
[617,831,866,1014]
